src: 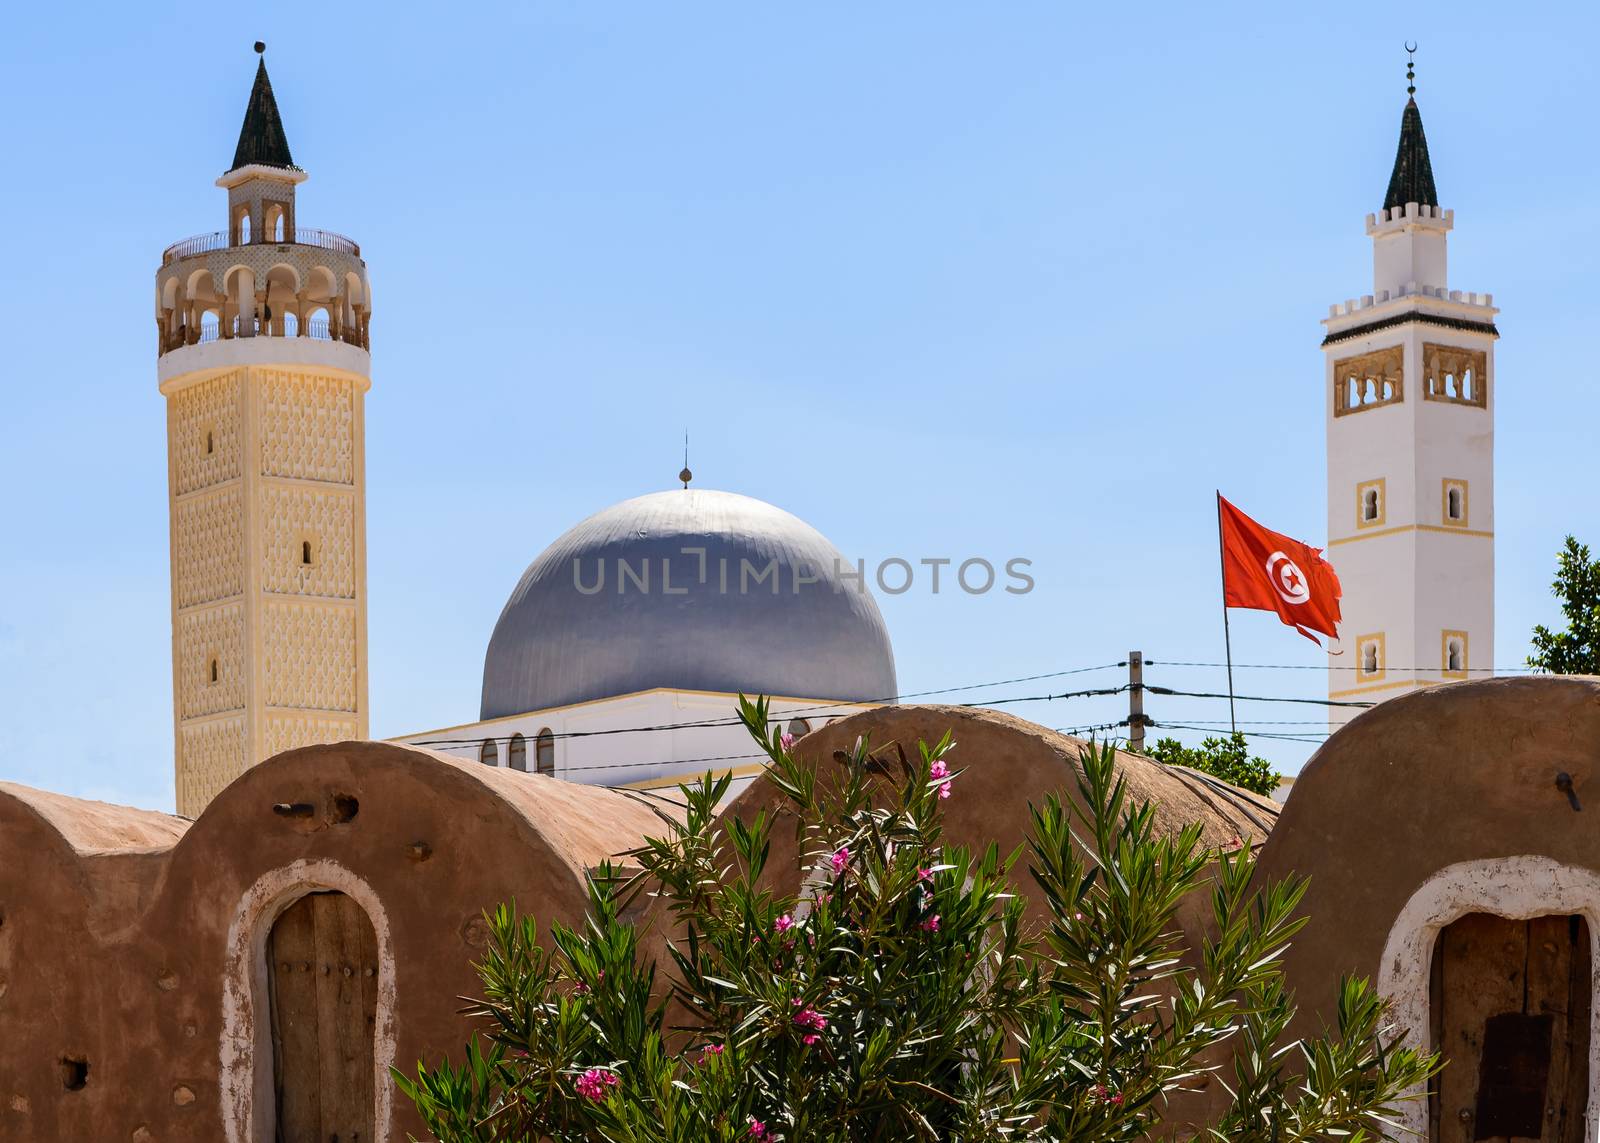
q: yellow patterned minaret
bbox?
[156,44,371,815]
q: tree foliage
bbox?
[1529,535,1600,674]
[1140,731,1280,797]
[397,697,1434,1142]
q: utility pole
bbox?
[1128,651,1145,753]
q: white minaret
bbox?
[156,45,372,814]
[1323,55,1496,727]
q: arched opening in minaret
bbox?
[233,205,252,246]
[508,733,528,772]
[1363,489,1380,522]
[1446,639,1463,673]
[264,264,299,337]
[1447,487,1462,521]
[262,202,286,243]
[1359,638,1382,677]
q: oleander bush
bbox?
[396,696,1435,1142]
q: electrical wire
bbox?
[1143,685,1373,709]
[405,675,1130,750]
[1146,659,1537,673]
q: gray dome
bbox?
[480,489,898,719]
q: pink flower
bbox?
[1228,835,1243,851]
[830,846,851,874]
[917,866,933,882]
[1092,1084,1124,1106]
[748,1118,769,1138]
[575,1067,619,1101]
[920,914,941,933]
[773,913,794,935]
[779,731,796,751]
[929,760,954,799]
[792,1005,827,1039]
[573,979,590,995]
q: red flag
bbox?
[1218,495,1342,645]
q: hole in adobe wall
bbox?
[331,794,359,824]
[60,1057,88,1091]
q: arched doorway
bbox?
[267,891,379,1140]
[1430,913,1591,1141]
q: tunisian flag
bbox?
[1218,494,1343,645]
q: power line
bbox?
[405,665,1128,750]
[1146,659,1537,673]
[1143,685,1374,709]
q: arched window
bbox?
[1362,489,1379,522]
[508,733,528,772]
[1447,640,1462,673]
[535,729,555,776]
[1362,642,1379,675]
[787,717,811,739]
[479,739,499,766]
[1447,488,1462,520]
[301,539,314,566]
[205,429,215,455]
[209,657,219,685]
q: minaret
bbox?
[1322,50,1496,726]
[156,44,372,815]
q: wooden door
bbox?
[267,891,380,1142]
[1430,913,1591,1143]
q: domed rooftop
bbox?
[480,489,898,719]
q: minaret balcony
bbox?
[161,227,360,265]
[159,314,369,356]
[155,225,371,363]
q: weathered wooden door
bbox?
[267,891,379,1143]
[1430,913,1591,1143]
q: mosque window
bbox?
[787,717,812,739]
[208,657,219,685]
[1442,479,1468,526]
[535,729,555,777]
[1357,479,1386,528]
[1356,634,1385,680]
[205,429,215,455]
[301,539,315,566]
[1423,344,1488,409]
[1333,347,1403,416]
[479,739,499,766]
[1443,631,1468,678]
[508,733,528,772]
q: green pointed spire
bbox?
[229,43,299,172]
[1382,48,1437,212]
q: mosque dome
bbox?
[480,488,898,719]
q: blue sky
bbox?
[1,3,1595,811]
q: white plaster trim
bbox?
[220,859,398,1143]
[1377,855,1600,1141]
[158,337,372,390]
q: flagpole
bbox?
[1215,492,1238,734]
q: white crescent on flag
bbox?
[1264,551,1311,606]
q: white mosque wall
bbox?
[390,689,877,797]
